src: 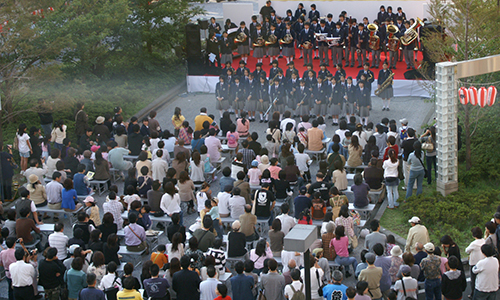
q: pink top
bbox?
[268,166,282,180]
[226,131,240,148]
[439,256,448,274]
[330,236,349,257]
[205,136,222,163]
[249,247,273,269]
[236,118,250,136]
[247,168,262,186]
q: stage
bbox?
[187,48,433,97]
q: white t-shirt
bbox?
[276,214,296,235]
[294,153,311,172]
[300,267,324,299]
[217,192,231,215]
[284,281,304,299]
[17,133,30,153]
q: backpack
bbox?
[228,133,237,146]
[290,284,305,300]
[400,127,408,140]
[350,210,361,226]
[204,157,214,173]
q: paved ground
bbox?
[0,93,440,298]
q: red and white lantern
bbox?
[468,87,478,106]
[487,86,497,106]
[458,87,468,105]
[478,87,487,108]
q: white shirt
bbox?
[281,118,296,133]
[382,159,399,178]
[10,260,35,287]
[99,273,122,291]
[160,193,181,215]
[276,214,296,235]
[46,180,63,204]
[200,277,221,300]
[48,231,70,260]
[281,250,304,272]
[472,256,499,292]
[151,158,169,181]
[217,192,231,215]
[294,153,311,172]
[190,160,205,183]
[466,238,486,266]
[229,196,246,219]
[300,267,323,299]
[17,133,31,153]
[284,281,304,299]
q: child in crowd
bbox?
[215,283,231,300]
[41,136,51,162]
[264,134,279,158]
[282,123,296,143]
[150,244,169,269]
[196,182,212,213]
[74,164,91,196]
[124,185,141,210]
[294,144,311,183]
[247,160,262,186]
[137,166,153,198]
[141,136,152,157]
[149,131,160,154]
[298,208,312,225]
[231,153,246,179]
[385,235,396,256]
[138,205,152,230]
[84,196,101,226]
[226,124,239,150]
[268,157,281,180]
[297,127,308,148]
[311,192,326,220]
[354,281,371,300]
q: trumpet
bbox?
[326,37,341,47]
[265,34,278,45]
[234,32,247,43]
[315,32,328,42]
[401,17,424,46]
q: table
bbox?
[117,229,164,251]
[37,224,55,239]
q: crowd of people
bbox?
[0,76,497,300]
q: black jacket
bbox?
[38,259,66,289]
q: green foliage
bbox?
[458,98,500,186]
[402,189,499,251]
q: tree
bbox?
[129,0,204,55]
[423,0,500,170]
[0,0,69,149]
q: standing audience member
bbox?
[10,248,36,300]
[441,256,466,300]
[0,237,17,300]
[229,261,254,300]
[200,265,221,300]
[172,255,202,300]
[117,277,142,300]
[48,223,69,261]
[38,248,65,300]
[322,270,349,300]
[64,257,87,300]
[465,226,485,298]
[393,265,418,300]
[471,244,498,300]
[78,273,105,300]
[420,243,442,300]
[261,258,286,300]
[405,216,430,254]
[358,253,383,300]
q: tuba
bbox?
[367,23,380,51]
[279,33,293,44]
[253,36,265,47]
[234,32,247,43]
[386,25,400,52]
[265,34,278,45]
[401,17,424,46]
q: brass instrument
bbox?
[269,73,280,86]
[367,23,380,51]
[302,40,313,49]
[374,72,394,96]
[401,17,424,46]
[265,34,278,45]
[326,37,341,47]
[346,21,353,48]
[234,32,247,43]
[279,33,293,44]
[253,36,265,47]
[386,25,400,52]
[315,32,328,42]
[356,30,362,53]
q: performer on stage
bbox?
[296,79,311,117]
[256,75,270,123]
[287,71,300,114]
[246,73,258,122]
[330,22,345,67]
[270,78,286,118]
[231,76,246,117]
[378,61,394,111]
[328,76,344,126]
[356,81,371,126]
[267,23,281,65]
[299,22,314,66]
[313,76,329,119]
[235,21,250,63]
[316,19,330,66]
[252,23,266,64]
[220,31,233,65]
[354,23,369,68]
[281,22,296,64]
[216,75,230,117]
[344,76,357,118]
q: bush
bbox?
[402,189,499,252]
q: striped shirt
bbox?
[103,200,124,230]
[48,232,70,260]
[46,180,63,204]
[206,248,226,273]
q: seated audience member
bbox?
[48,223,70,260]
[193,216,216,252]
[228,221,248,259]
[99,261,123,291]
[16,207,41,245]
[124,213,147,252]
[143,264,170,300]
[73,164,91,196]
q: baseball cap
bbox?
[232,220,241,230]
[400,118,408,125]
[251,160,259,167]
[408,216,420,223]
[400,265,411,275]
[84,196,95,203]
[424,242,435,253]
[68,244,80,254]
[299,186,307,193]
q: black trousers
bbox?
[13,285,34,300]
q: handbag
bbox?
[60,283,69,300]
[349,234,359,249]
[258,289,267,300]
[422,136,434,152]
[104,275,120,300]
[129,225,149,254]
[416,155,428,179]
[315,269,326,297]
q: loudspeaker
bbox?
[187,57,206,75]
[198,19,209,30]
[404,69,423,80]
[185,23,201,58]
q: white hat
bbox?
[399,118,408,125]
[390,245,403,257]
[408,216,420,224]
[95,116,105,124]
[84,196,95,203]
[424,242,435,253]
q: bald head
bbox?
[244,204,252,213]
[288,259,296,269]
[415,242,424,252]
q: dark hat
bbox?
[299,186,307,193]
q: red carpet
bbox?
[230,48,422,80]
